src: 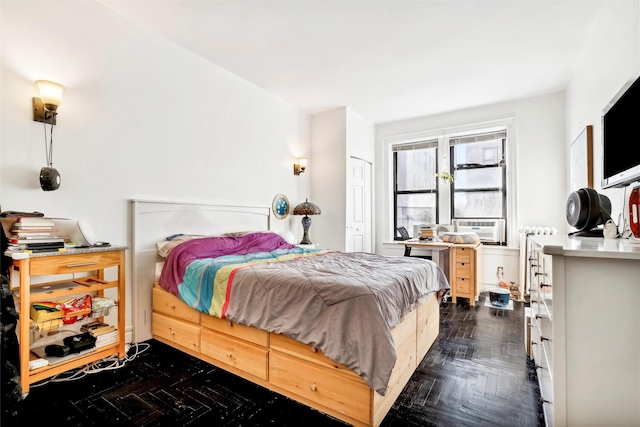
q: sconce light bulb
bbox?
[35,80,65,110]
[294,157,308,175]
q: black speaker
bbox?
[566,187,612,237]
[40,166,61,191]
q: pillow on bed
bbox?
[157,235,205,258]
[157,231,280,258]
[155,261,165,283]
[221,230,277,237]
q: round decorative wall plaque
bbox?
[272,194,290,219]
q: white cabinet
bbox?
[528,242,554,426]
[527,236,640,427]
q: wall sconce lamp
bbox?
[33,80,65,125]
[33,80,65,191]
[294,158,308,175]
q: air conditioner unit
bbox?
[452,218,506,243]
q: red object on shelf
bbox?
[630,185,640,238]
[61,295,92,324]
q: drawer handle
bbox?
[310,383,317,392]
[227,352,232,358]
[66,261,97,268]
[534,314,547,320]
[535,364,545,370]
[170,304,176,310]
[169,329,175,336]
[541,336,551,342]
[310,346,317,353]
[540,396,552,405]
[228,321,233,327]
[535,272,546,276]
[540,283,551,288]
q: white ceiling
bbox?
[99,0,604,124]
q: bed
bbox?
[131,200,449,427]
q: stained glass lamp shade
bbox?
[292,199,321,245]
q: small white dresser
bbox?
[527,235,640,427]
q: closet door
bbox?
[346,157,372,252]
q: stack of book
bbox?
[7,216,65,251]
[95,330,118,349]
[81,321,118,348]
[80,320,116,336]
[419,227,437,240]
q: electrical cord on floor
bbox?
[29,341,151,388]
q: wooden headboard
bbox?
[130,199,271,342]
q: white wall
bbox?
[346,108,376,163]
[310,108,347,251]
[375,92,566,289]
[0,1,311,338]
[566,0,640,228]
[310,107,375,251]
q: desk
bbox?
[399,239,483,306]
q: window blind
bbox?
[392,140,438,152]
[449,131,507,146]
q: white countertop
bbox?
[529,235,640,260]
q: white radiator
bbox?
[518,226,558,297]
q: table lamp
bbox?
[293,199,321,244]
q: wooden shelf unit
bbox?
[8,246,127,394]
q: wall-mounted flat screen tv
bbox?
[602,74,640,189]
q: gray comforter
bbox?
[224,251,449,395]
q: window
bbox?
[390,124,511,245]
[393,140,438,239]
[450,131,506,219]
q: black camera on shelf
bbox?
[44,332,97,357]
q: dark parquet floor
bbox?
[6,292,544,427]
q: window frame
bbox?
[384,118,517,247]
[449,132,507,222]
[392,141,439,240]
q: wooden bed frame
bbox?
[130,200,440,427]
